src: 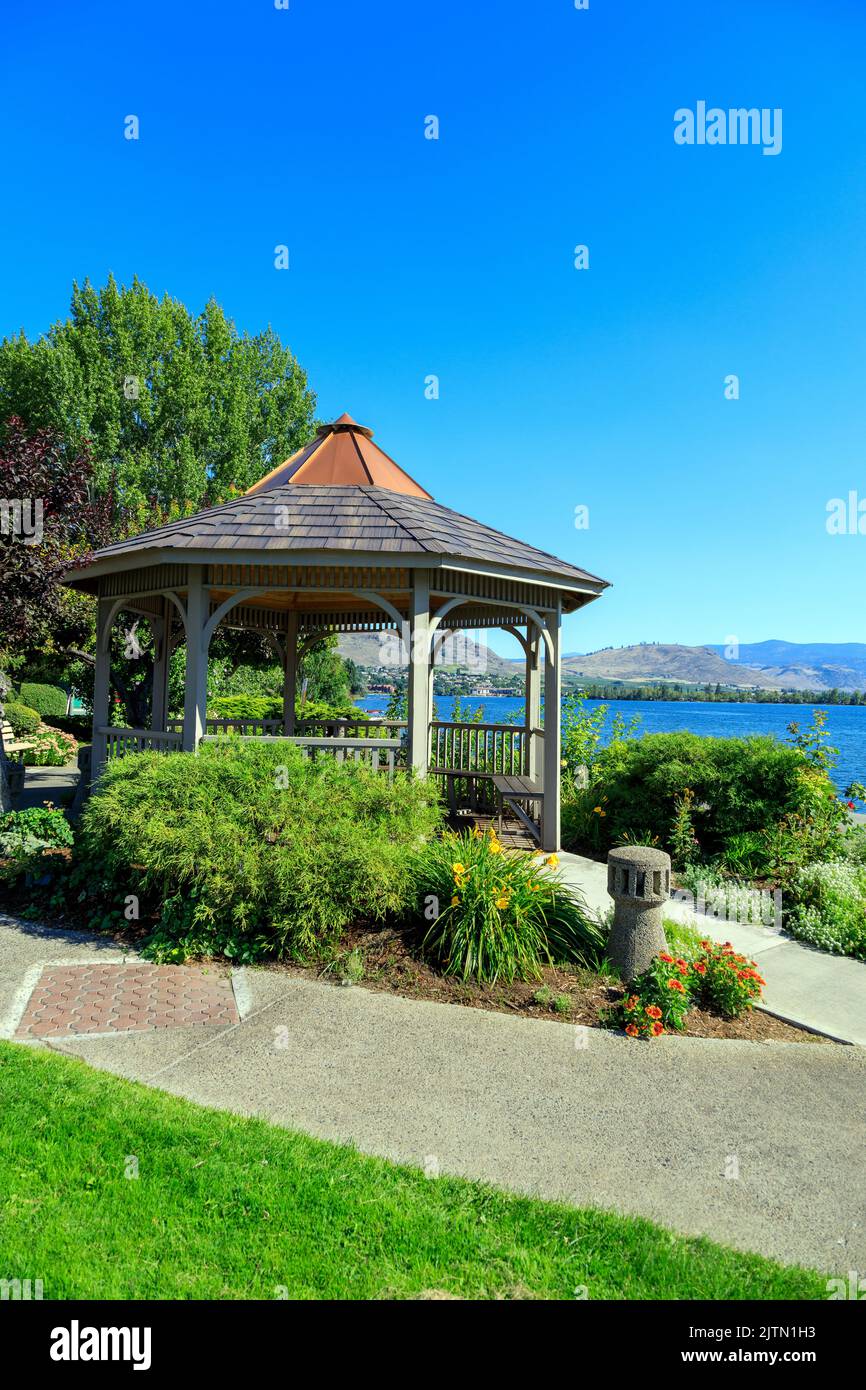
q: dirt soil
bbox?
[271,920,832,1045]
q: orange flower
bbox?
[625,1023,639,1038]
[645,1005,662,1020]
[693,962,707,975]
[667,978,685,993]
[659,952,674,963]
[651,1021,664,1036]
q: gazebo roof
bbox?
[65,415,609,605]
[246,413,433,498]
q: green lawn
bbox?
[0,1041,824,1301]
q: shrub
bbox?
[0,806,73,857]
[611,939,766,1037]
[786,863,866,960]
[411,827,603,983]
[696,939,766,1017]
[18,682,67,720]
[569,730,843,867]
[3,703,41,737]
[22,728,78,766]
[838,825,866,868]
[77,740,442,962]
[616,953,694,1038]
[208,694,364,722]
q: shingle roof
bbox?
[69,484,606,588]
[65,415,609,594]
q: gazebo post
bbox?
[542,601,562,851]
[525,622,541,780]
[91,597,113,773]
[407,570,430,775]
[150,596,171,734]
[182,568,208,753]
[283,612,298,735]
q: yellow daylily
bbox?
[546,853,559,868]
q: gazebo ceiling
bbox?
[64,414,610,608]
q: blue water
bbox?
[354,694,866,799]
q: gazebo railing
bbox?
[429,722,529,776]
[94,719,542,806]
[199,733,403,779]
[99,727,184,760]
[164,716,407,741]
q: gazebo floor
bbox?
[447,809,538,851]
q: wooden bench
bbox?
[1,718,36,756]
[492,774,544,845]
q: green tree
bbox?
[0,275,317,511]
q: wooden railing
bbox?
[165,716,407,742]
[98,727,183,760]
[94,719,541,802]
[199,733,402,779]
[429,722,529,776]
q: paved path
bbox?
[1,912,864,1276]
[558,851,866,1046]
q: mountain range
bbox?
[338,634,866,692]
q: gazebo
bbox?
[64,414,609,850]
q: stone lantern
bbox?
[606,845,671,982]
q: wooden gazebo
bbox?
[64,414,609,849]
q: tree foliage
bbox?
[0,417,111,650]
[0,275,317,511]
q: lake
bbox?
[354,694,866,799]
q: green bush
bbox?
[566,731,840,867]
[786,863,866,960]
[410,828,603,983]
[0,807,74,858]
[18,682,67,720]
[610,939,766,1038]
[208,694,365,722]
[77,741,442,962]
[3,703,41,737]
[21,728,78,767]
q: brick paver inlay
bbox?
[15,964,240,1039]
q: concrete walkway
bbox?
[558,851,866,1046]
[1,911,864,1276]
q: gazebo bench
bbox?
[492,774,544,845]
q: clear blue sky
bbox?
[2,0,864,657]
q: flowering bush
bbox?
[786,862,866,960]
[614,940,766,1037]
[617,952,695,1038]
[697,939,766,1017]
[22,727,78,767]
[412,827,603,983]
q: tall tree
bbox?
[0,417,110,651]
[0,275,317,511]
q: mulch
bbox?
[271,920,832,1045]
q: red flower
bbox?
[658,952,674,963]
[693,962,707,975]
[667,978,686,993]
[651,1021,664,1036]
[625,1023,639,1038]
[645,1005,662,1020]
[847,801,856,810]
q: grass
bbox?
[0,1041,825,1301]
